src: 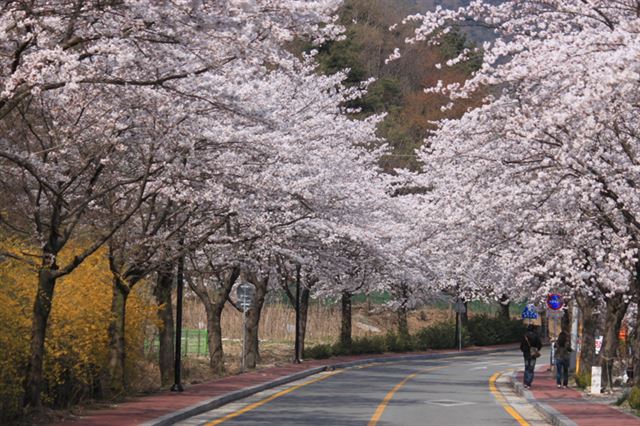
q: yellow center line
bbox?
[489,371,529,426]
[205,370,343,426]
[367,365,447,426]
[207,356,467,426]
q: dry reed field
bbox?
[181,297,456,346]
[182,298,349,344]
[140,298,464,387]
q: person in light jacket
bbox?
[554,331,572,388]
[520,324,542,389]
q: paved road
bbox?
[177,350,551,426]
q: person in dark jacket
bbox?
[554,331,572,388]
[520,324,542,389]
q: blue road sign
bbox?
[521,304,539,320]
[546,293,563,310]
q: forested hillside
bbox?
[312,0,486,170]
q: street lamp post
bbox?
[171,252,185,392]
[172,156,188,393]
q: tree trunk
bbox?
[632,265,640,384]
[498,295,510,320]
[197,292,226,374]
[154,267,174,387]
[189,267,239,376]
[244,277,267,369]
[397,307,409,339]
[599,293,628,391]
[23,268,57,408]
[576,293,598,374]
[633,305,640,383]
[340,291,352,350]
[107,277,130,397]
[277,265,313,361]
[206,303,226,375]
[298,286,311,357]
[461,301,469,327]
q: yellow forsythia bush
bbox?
[0,247,33,420]
[0,240,157,421]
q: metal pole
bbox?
[458,311,462,351]
[550,336,555,372]
[197,328,201,357]
[571,303,579,371]
[241,307,246,373]
[171,252,184,392]
[455,309,460,351]
[576,320,583,374]
[184,328,188,357]
[294,264,301,363]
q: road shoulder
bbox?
[509,369,640,426]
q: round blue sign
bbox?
[546,294,563,310]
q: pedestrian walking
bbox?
[520,324,542,389]
[554,331,572,388]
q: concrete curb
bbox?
[143,346,517,426]
[508,371,578,426]
[140,367,327,426]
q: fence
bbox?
[146,328,211,358]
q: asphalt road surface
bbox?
[178,350,551,426]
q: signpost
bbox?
[544,294,564,370]
[546,294,564,311]
[454,299,466,351]
[237,282,255,373]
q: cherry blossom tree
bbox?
[396,0,640,380]
[1,0,348,408]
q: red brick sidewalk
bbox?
[56,361,325,426]
[55,345,516,426]
[515,369,640,426]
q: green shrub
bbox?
[384,331,400,352]
[466,314,525,346]
[574,370,591,389]
[351,335,387,355]
[385,331,414,353]
[415,321,469,350]
[303,343,333,359]
[306,314,526,361]
[304,335,412,360]
[628,386,640,410]
[331,342,352,356]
